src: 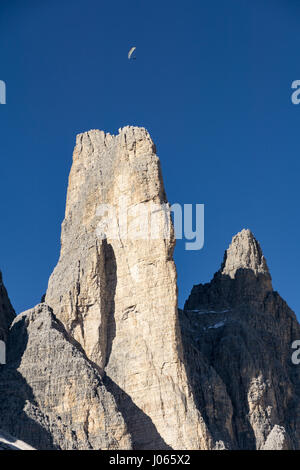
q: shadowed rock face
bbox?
[182,229,300,449]
[0,304,131,450]
[0,429,35,450]
[185,229,273,312]
[0,271,15,343]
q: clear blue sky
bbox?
[1,0,300,316]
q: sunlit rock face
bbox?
[45,127,212,450]
[182,229,300,449]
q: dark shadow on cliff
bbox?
[104,242,117,367]
[0,316,57,450]
[179,268,272,450]
[102,243,172,450]
[103,374,172,450]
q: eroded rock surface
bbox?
[0,303,131,450]
[45,127,212,450]
[182,229,300,449]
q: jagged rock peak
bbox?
[220,229,270,280]
[76,125,151,140]
[182,228,300,450]
[184,229,273,312]
[75,126,156,156]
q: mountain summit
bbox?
[220,229,271,279]
[185,229,273,312]
[182,228,300,449]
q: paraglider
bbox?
[128,47,136,60]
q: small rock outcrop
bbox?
[262,425,290,450]
[185,229,273,311]
[182,229,300,449]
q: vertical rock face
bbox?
[0,303,131,450]
[1,129,299,451]
[0,271,15,343]
[185,229,273,312]
[182,229,300,449]
[45,127,211,450]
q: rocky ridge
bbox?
[0,128,299,450]
[0,303,131,449]
[182,229,300,449]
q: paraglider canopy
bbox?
[128,47,136,59]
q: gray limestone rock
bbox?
[0,303,131,450]
[182,229,300,449]
[263,425,290,450]
[45,127,212,450]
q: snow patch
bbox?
[208,321,226,329]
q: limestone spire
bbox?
[220,229,270,279]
